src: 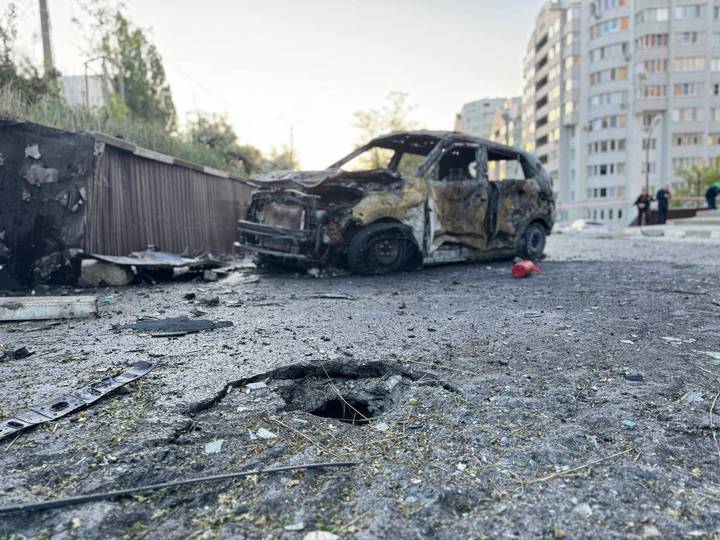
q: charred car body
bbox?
[238,131,555,274]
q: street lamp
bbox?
[277,117,303,169]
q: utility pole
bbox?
[38,0,54,74]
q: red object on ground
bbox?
[512,259,541,278]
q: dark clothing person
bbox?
[656,188,671,224]
[634,193,652,226]
[707,184,719,210]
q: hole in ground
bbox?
[310,398,374,426]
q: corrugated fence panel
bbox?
[86,145,251,256]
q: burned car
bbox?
[238,131,555,274]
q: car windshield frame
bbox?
[328,136,444,176]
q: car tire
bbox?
[518,222,546,260]
[347,224,415,275]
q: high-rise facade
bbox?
[455,98,508,139]
[524,0,720,225]
[489,97,523,147]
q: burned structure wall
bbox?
[0,120,98,288]
[0,119,251,288]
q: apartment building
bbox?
[454,98,508,139]
[488,97,523,146]
[524,0,720,225]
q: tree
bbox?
[353,91,420,169]
[675,162,720,207]
[0,3,59,104]
[77,2,176,128]
[187,113,261,174]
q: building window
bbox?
[672,108,704,122]
[636,8,669,23]
[712,58,720,72]
[677,31,700,45]
[639,84,667,98]
[673,133,702,146]
[590,115,627,131]
[673,83,704,97]
[590,66,628,86]
[642,138,657,150]
[589,43,627,63]
[589,90,627,108]
[675,5,703,19]
[709,133,720,145]
[588,139,627,154]
[637,59,668,73]
[714,32,720,46]
[591,17,629,39]
[672,157,705,170]
[672,57,706,71]
[636,34,669,49]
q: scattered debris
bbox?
[197,294,220,307]
[303,293,356,301]
[0,360,156,441]
[622,420,637,430]
[0,347,34,361]
[697,351,720,364]
[661,336,695,345]
[79,261,132,287]
[680,391,704,405]
[24,144,41,160]
[246,382,268,391]
[572,502,593,518]
[0,296,97,321]
[304,532,340,540]
[620,340,634,345]
[88,251,203,269]
[285,521,305,532]
[0,461,358,514]
[113,317,233,337]
[624,372,644,382]
[251,428,278,440]
[204,439,225,454]
[512,259,541,278]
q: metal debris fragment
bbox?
[0,461,358,514]
[24,144,41,160]
[0,296,97,321]
[113,317,233,336]
[0,360,156,442]
[1,347,34,360]
[204,439,225,454]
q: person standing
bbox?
[634,188,652,226]
[656,185,671,224]
[706,181,720,210]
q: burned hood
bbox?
[249,169,402,190]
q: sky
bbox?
[5,0,547,169]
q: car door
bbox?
[485,147,542,248]
[426,143,491,253]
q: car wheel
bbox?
[518,222,546,260]
[347,224,414,275]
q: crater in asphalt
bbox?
[310,397,375,426]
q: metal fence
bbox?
[87,134,252,256]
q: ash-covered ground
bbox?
[1,233,719,539]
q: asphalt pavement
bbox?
[0,233,719,539]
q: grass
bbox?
[0,87,245,175]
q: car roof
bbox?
[368,130,533,160]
